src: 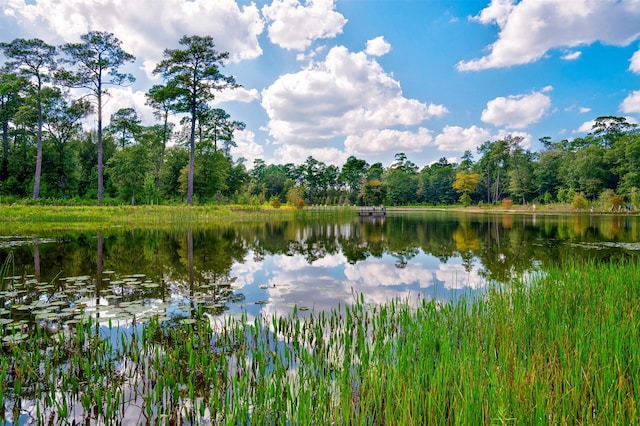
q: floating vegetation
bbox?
[1,260,640,424]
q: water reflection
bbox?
[2,212,640,328]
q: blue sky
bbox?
[2,0,640,169]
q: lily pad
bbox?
[2,333,29,343]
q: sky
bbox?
[2,0,640,170]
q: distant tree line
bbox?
[1,33,639,208]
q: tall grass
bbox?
[1,260,639,423]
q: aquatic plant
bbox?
[1,259,639,424]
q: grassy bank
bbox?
[0,204,358,233]
[1,259,638,423]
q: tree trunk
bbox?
[97,89,104,202]
[1,118,8,181]
[33,81,43,200]
[188,92,196,205]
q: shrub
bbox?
[572,194,588,210]
[270,196,281,209]
[501,198,513,209]
[459,193,472,207]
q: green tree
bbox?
[418,158,457,205]
[160,146,189,200]
[146,83,180,171]
[1,38,57,199]
[153,35,239,205]
[534,138,566,201]
[476,138,509,203]
[107,144,152,205]
[507,139,535,204]
[107,107,141,148]
[0,71,27,182]
[360,178,386,206]
[591,115,637,148]
[42,90,91,198]
[339,155,368,204]
[58,31,136,201]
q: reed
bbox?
[1,259,639,423]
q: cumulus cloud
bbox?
[261,45,448,147]
[576,120,595,133]
[230,130,265,166]
[630,48,640,73]
[261,0,347,51]
[365,36,391,56]
[272,144,349,166]
[481,88,552,129]
[621,90,640,113]
[2,0,264,70]
[211,87,261,105]
[458,0,640,71]
[434,125,492,152]
[344,128,434,155]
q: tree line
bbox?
[2,33,639,208]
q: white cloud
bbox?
[434,125,492,152]
[2,0,264,69]
[211,87,261,105]
[261,0,347,51]
[272,144,348,166]
[230,130,265,166]
[576,120,595,133]
[561,51,582,60]
[630,48,640,73]
[98,87,153,126]
[565,105,591,113]
[365,36,391,56]
[344,257,486,291]
[458,0,640,71]
[344,128,434,155]
[481,88,552,129]
[261,45,447,147]
[621,90,640,113]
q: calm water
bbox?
[2,210,640,424]
[2,210,639,329]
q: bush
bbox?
[572,194,588,210]
[459,193,472,207]
[270,196,281,209]
[609,195,625,211]
[501,198,513,209]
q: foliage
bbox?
[269,196,281,209]
[572,194,588,210]
[153,35,239,205]
[57,31,136,201]
[286,187,304,209]
[3,31,640,208]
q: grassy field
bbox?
[1,259,638,424]
[0,204,338,233]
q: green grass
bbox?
[0,204,357,233]
[1,259,639,423]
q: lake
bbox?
[2,210,639,331]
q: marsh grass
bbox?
[0,205,357,233]
[1,260,639,424]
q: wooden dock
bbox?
[357,207,386,217]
